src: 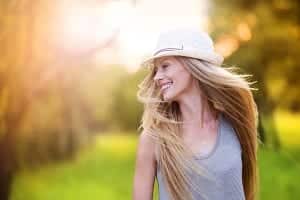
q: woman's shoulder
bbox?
[138,130,157,147]
[136,130,158,164]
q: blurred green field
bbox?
[11,112,300,200]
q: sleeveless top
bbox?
[156,113,245,200]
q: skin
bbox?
[133,56,219,200]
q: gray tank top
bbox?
[156,113,245,200]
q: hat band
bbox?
[153,45,184,56]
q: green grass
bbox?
[11,112,300,200]
[11,133,139,200]
[11,133,159,200]
[258,148,300,200]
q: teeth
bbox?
[161,82,172,91]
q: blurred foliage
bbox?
[0,0,127,168]
[0,0,121,198]
[111,68,147,131]
[209,0,300,149]
[210,0,300,111]
[274,111,300,149]
[0,0,90,169]
[77,64,127,131]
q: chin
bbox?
[162,94,170,101]
[163,93,176,102]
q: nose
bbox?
[153,68,164,83]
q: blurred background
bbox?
[0,0,299,199]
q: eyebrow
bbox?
[154,57,169,68]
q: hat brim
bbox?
[141,49,224,68]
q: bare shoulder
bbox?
[136,130,158,164]
[138,130,156,146]
[133,130,158,199]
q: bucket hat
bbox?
[141,28,224,67]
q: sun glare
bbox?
[54,0,208,72]
[55,1,117,57]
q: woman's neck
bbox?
[176,86,217,126]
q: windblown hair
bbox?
[137,56,259,200]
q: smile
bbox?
[160,81,173,93]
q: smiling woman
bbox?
[133,28,259,200]
[153,57,195,102]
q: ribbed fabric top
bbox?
[156,113,245,200]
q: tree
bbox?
[208,0,300,149]
[111,68,147,131]
[0,0,120,199]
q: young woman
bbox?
[133,28,259,200]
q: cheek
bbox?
[181,73,193,89]
[173,70,193,91]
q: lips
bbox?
[160,81,173,93]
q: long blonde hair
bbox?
[137,56,259,200]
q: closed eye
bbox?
[152,62,169,76]
[162,64,169,69]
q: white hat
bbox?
[141,28,224,66]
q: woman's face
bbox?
[153,56,194,101]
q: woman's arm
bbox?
[133,131,157,200]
